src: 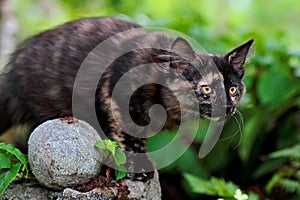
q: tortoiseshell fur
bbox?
[0,17,253,180]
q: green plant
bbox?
[95,139,127,180]
[262,144,300,196]
[0,142,28,195]
[184,173,259,200]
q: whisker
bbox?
[232,112,243,149]
[233,110,244,132]
[219,118,239,141]
[219,109,244,149]
[236,110,245,132]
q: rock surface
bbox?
[124,171,161,200]
[0,171,161,200]
[1,117,162,199]
[28,117,103,190]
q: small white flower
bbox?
[234,189,248,200]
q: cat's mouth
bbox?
[199,105,236,121]
[180,105,236,122]
[201,114,224,122]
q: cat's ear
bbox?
[224,39,254,78]
[154,37,195,74]
[171,37,195,61]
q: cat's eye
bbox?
[201,85,212,94]
[229,86,238,96]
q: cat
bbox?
[0,17,253,180]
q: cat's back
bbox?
[9,17,143,72]
[1,17,145,123]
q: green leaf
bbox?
[183,173,207,194]
[253,158,287,179]
[278,178,300,194]
[0,143,27,168]
[0,153,11,169]
[248,192,260,200]
[114,149,126,167]
[257,68,297,111]
[183,173,239,198]
[105,141,116,156]
[95,140,117,155]
[268,144,300,160]
[0,163,22,195]
[265,170,285,194]
[112,141,120,147]
[95,140,106,150]
[115,167,127,180]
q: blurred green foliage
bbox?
[6,0,300,199]
[0,142,28,195]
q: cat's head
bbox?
[157,38,254,121]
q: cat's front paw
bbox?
[127,171,154,181]
[125,154,155,181]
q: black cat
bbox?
[0,17,253,180]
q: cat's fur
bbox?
[0,17,253,180]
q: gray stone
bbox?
[28,118,103,190]
[0,183,60,200]
[0,171,161,200]
[1,117,162,199]
[58,188,116,200]
[124,171,161,200]
[58,171,161,200]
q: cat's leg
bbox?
[122,134,154,181]
[104,97,154,181]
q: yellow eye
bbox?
[201,85,212,94]
[229,86,238,96]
